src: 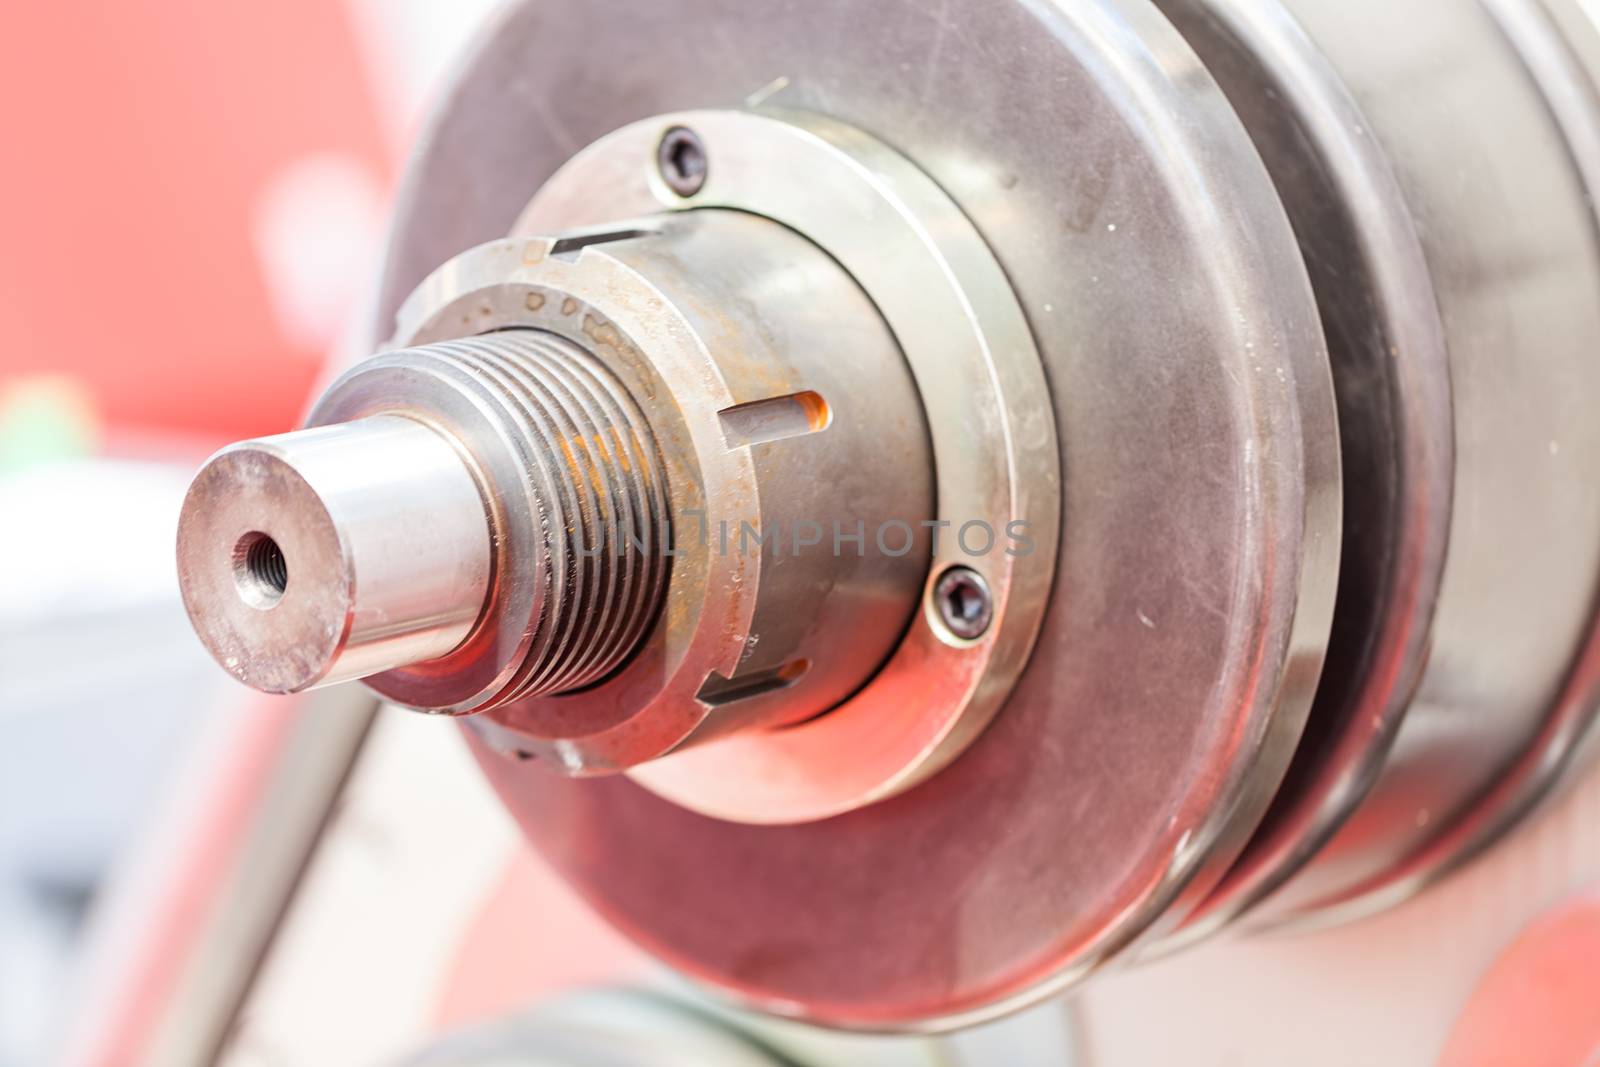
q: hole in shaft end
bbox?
[232,531,289,610]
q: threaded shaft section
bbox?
[404,330,671,699]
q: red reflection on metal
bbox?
[435,849,653,1031]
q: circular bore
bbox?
[376,0,1341,1029]
[232,531,289,609]
[177,446,346,692]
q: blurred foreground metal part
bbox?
[171,0,1600,1036]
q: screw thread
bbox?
[404,330,671,698]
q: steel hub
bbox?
[174,0,1600,1033]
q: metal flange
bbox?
[379,207,941,784]
[506,109,1061,822]
[171,0,1600,1034]
[390,0,1342,1027]
[1155,0,1600,936]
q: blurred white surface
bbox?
[0,460,231,1066]
[253,153,388,355]
[0,6,506,1063]
[343,0,506,153]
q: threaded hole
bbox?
[232,531,288,610]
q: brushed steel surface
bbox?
[387,210,935,776]
[514,110,1061,821]
[393,0,1341,1027]
[1233,0,1600,924]
[1148,0,1455,944]
[177,416,493,693]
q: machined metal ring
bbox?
[384,0,1342,1019]
[172,0,1600,1031]
[369,110,1056,825]
[503,108,1060,823]
[380,208,936,779]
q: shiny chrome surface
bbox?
[313,330,673,706]
[1264,0,1600,925]
[177,415,492,692]
[168,0,1600,1035]
[419,0,1340,1027]
[515,110,1062,821]
[1230,0,1600,925]
[1149,0,1455,944]
[183,207,937,779]
[1151,0,1600,941]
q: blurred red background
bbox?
[0,1,392,448]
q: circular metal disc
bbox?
[376,0,1341,1027]
[1188,0,1600,927]
[1146,0,1455,945]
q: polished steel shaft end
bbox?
[176,415,492,693]
[177,331,675,707]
